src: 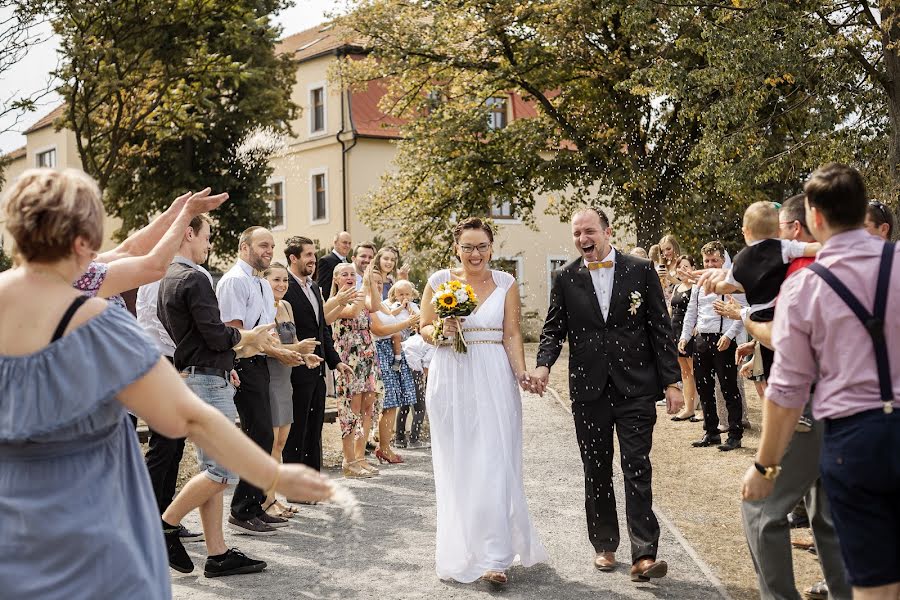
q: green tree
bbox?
[653,0,897,213]
[53,0,298,260]
[0,245,12,272]
[337,1,719,255]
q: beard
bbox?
[248,249,270,271]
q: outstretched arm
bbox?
[96,191,190,264]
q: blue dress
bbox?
[0,306,169,598]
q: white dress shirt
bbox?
[290,271,320,323]
[402,333,435,372]
[136,280,176,357]
[216,258,276,327]
[584,247,616,320]
[680,286,747,341]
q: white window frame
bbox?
[309,167,329,225]
[490,199,522,224]
[308,82,327,137]
[547,254,570,304]
[266,176,286,231]
[486,96,508,130]
[492,255,525,300]
[34,145,57,168]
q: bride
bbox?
[419,217,548,585]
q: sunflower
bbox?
[439,294,458,308]
[449,280,462,291]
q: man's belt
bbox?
[181,366,229,381]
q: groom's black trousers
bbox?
[572,380,659,563]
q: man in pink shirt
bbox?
[742,164,899,599]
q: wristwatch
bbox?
[754,462,782,481]
[665,383,681,391]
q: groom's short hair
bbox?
[572,206,610,229]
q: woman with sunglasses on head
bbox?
[864,200,895,241]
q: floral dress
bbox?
[74,261,127,310]
[332,309,383,438]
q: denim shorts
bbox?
[184,373,239,485]
[821,408,900,587]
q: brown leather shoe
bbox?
[630,557,668,582]
[594,551,616,571]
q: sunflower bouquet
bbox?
[432,280,479,353]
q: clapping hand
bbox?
[713,295,742,321]
[677,264,698,284]
[696,268,729,295]
[272,347,304,367]
[294,337,320,354]
[333,286,358,306]
[302,354,324,369]
[398,263,411,280]
[406,313,421,329]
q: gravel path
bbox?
[172,391,728,600]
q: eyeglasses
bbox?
[459,243,492,254]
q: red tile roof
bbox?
[24,104,66,134]
[2,145,26,161]
[350,79,405,138]
[276,23,364,63]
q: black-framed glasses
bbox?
[459,243,492,254]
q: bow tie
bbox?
[587,261,614,270]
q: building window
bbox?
[486,96,508,130]
[310,86,325,134]
[491,199,514,220]
[36,148,56,168]
[311,171,328,223]
[548,256,569,302]
[266,179,285,230]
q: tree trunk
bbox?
[632,189,664,250]
[881,1,900,202]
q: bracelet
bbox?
[666,383,681,390]
[264,465,281,498]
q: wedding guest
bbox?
[742,163,899,598]
[262,262,322,518]
[679,241,747,451]
[282,237,351,481]
[136,275,201,543]
[629,247,648,259]
[352,242,376,290]
[669,255,699,422]
[864,200,895,241]
[75,188,227,308]
[718,194,852,600]
[369,269,420,464]
[398,326,433,449]
[658,234,682,279]
[0,168,331,596]
[217,227,304,533]
[317,231,352,301]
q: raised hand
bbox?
[274,464,334,504]
[184,187,229,216]
[333,286,357,306]
[696,268,729,295]
[398,263,411,280]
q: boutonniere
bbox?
[629,291,642,315]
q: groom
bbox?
[530,207,683,582]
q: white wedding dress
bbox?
[425,269,548,582]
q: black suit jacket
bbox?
[316,252,345,301]
[285,274,341,382]
[537,251,680,400]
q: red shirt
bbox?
[786,256,815,278]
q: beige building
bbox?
[2,23,630,331]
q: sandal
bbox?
[263,500,290,519]
[274,500,297,516]
[481,571,508,586]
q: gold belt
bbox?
[439,339,503,346]
[461,327,502,333]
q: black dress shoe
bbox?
[717,437,742,451]
[691,434,721,447]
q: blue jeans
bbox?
[184,373,238,485]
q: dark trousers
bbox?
[284,373,325,471]
[145,431,187,515]
[694,333,743,439]
[230,357,272,520]
[396,370,426,442]
[572,381,660,563]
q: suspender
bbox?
[808,242,895,414]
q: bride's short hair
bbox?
[453,217,494,243]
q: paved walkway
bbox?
[173,392,727,599]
